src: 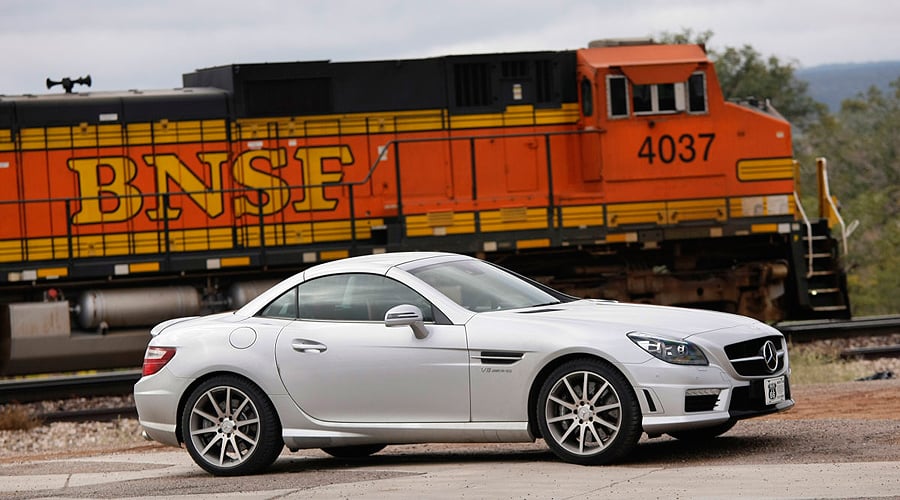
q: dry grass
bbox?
[788,342,877,385]
[0,404,43,431]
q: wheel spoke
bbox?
[218,434,228,465]
[200,433,222,456]
[578,423,587,453]
[594,415,619,432]
[595,402,620,414]
[226,435,245,463]
[558,419,579,443]
[562,377,579,403]
[234,430,257,447]
[549,394,577,411]
[190,425,219,437]
[224,387,233,417]
[587,422,606,450]
[191,408,219,425]
[547,412,577,424]
[235,416,260,429]
[206,392,224,419]
[581,372,589,402]
[233,397,250,418]
[589,381,609,405]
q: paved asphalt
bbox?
[1,447,898,499]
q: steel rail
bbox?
[0,369,141,404]
[777,315,900,342]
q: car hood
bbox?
[477,299,759,338]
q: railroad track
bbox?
[776,314,900,342]
[0,369,141,405]
[777,314,900,361]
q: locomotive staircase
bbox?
[791,158,854,319]
[792,220,851,319]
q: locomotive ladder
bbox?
[798,221,850,316]
[791,157,854,319]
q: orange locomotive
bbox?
[0,40,850,369]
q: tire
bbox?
[537,358,641,465]
[321,444,387,458]
[181,375,283,476]
[667,419,737,441]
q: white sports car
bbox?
[134,252,793,475]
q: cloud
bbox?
[1,0,898,95]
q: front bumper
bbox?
[626,360,793,435]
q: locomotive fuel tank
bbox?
[75,287,203,331]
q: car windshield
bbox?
[408,259,562,312]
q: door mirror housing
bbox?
[384,304,428,339]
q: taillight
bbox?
[142,346,176,376]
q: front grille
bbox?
[724,335,786,376]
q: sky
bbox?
[2,0,899,95]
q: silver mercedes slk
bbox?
[134,252,793,475]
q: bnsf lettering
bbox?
[66,145,349,225]
[638,133,715,165]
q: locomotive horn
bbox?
[46,75,92,93]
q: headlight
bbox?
[627,332,708,365]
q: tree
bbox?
[656,30,827,134]
[802,79,900,315]
[712,45,827,133]
[804,81,900,198]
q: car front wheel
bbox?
[537,358,641,465]
[181,375,283,476]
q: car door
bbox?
[273,273,470,423]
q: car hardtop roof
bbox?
[304,251,467,276]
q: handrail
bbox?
[816,157,849,259]
[792,191,814,279]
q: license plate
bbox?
[764,376,786,405]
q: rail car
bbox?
[0,40,851,374]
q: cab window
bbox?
[607,72,708,117]
[607,75,629,118]
[581,77,594,117]
[687,72,708,113]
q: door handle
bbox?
[291,339,327,353]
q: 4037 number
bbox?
[638,133,715,164]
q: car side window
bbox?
[259,287,298,319]
[296,273,435,322]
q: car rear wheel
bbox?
[321,444,387,458]
[537,358,641,465]
[181,375,283,476]
[667,419,737,441]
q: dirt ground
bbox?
[764,378,900,420]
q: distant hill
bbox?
[796,61,900,112]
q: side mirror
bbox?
[384,304,428,339]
